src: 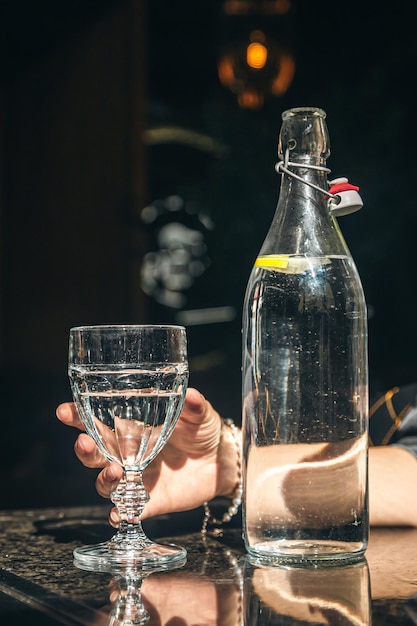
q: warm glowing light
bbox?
[218,56,236,85]
[247,42,268,68]
[218,0,296,108]
[271,53,295,95]
[262,0,291,15]
[238,90,264,109]
[224,0,291,15]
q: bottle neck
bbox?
[257,107,351,259]
[276,136,333,212]
[278,155,330,198]
[258,159,349,258]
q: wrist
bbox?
[217,419,242,499]
[202,418,243,536]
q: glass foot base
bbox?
[73,540,187,572]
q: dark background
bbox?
[1,0,416,509]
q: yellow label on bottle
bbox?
[254,255,290,269]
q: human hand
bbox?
[56,388,239,524]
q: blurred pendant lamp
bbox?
[217,0,296,109]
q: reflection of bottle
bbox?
[244,557,371,625]
[242,107,368,563]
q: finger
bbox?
[74,433,109,468]
[180,387,223,442]
[56,402,85,431]
[181,388,213,423]
[95,463,123,499]
[109,506,120,528]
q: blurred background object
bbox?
[217,0,296,109]
[0,0,416,508]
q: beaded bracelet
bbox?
[201,418,243,537]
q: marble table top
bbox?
[1,505,417,625]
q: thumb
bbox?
[180,388,210,424]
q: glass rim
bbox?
[69,324,186,332]
[282,106,326,120]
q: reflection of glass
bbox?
[68,325,188,570]
[244,557,371,625]
[103,568,150,626]
[75,559,186,626]
[82,542,243,626]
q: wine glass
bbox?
[68,324,189,570]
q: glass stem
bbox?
[110,573,149,625]
[110,468,150,545]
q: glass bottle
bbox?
[242,107,368,564]
[243,558,371,625]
